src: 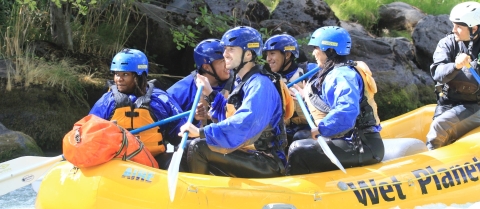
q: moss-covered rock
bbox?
[375,81,436,121]
[0,87,91,151]
[0,122,44,163]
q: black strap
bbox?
[357,129,381,163]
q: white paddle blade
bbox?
[167,148,184,202]
[31,175,44,193]
[0,155,63,195]
[317,137,346,173]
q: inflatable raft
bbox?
[35,104,480,208]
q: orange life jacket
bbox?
[63,114,159,168]
[110,82,165,156]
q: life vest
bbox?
[220,65,294,154]
[63,114,159,168]
[435,34,480,103]
[109,81,165,156]
[226,66,294,120]
[304,61,380,137]
[282,66,308,126]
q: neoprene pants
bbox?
[426,103,480,150]
[154,140,191,171]
[285,132,384,175]
[187,138,284,178]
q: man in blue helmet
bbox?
[89,48,187,169]
[263,34,311,146]
[167,39,234,126]
[178,26,292,177]
[427,2,480,150]
[286,26,384,175]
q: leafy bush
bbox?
[325,0,464,32]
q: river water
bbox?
[0,185,37,209]
[1,185,479,209]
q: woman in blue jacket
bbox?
[286,26,384,175]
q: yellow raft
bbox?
[35,104,480,208]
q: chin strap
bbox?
[279,56,293,73]
[467,27,479,56]
[199,64,226,83]
[233,50,256,74]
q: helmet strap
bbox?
[233,50,254,74]
[199,64,225,84]
[467,26,479,55]
[279,54,293,72]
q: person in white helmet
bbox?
[427,1,480,150]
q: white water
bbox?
[1,185,479,209]
[0,185,36,209]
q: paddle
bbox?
[467,64,480,84]
[0,155,64,196]
[291,88,347,173]
[287,66,320,88]
[130,110,190,134]
[168,85,203,202]
[0,110,191,196]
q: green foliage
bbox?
[380,29,413,41]
[259,27,272,40]
[171,6,235,50]
[170,25,199,50]
[51,0,93,15]
[0,1,12,28]
[15,0,37,10]
[296,36,310,47]
[375,83,422,120]
[0,87,90,150]
[324,0,468,32]
[195,5,233,36]
[43,59,89,107]
[258,0,280,12]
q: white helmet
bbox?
[449,1,480,27]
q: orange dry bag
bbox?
[63,114,159,168]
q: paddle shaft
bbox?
[469,67,480,84]
[130,110,190,134]
[287,66,320,88]
[179,85,203,149]
[292,88,346,173]
[168,85,204,202]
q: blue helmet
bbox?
[194,39,224,70]
[308,26,351,56]
[263,34,299,58]
[220,26,263,56]
[110,48,148,75]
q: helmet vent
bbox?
[229,37,237,42]
[270,42,278,46]
[121,62,128,65]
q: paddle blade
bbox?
[168,85,203,202]
[317,136,346,173]
[31,175,44,193]
[0,155,63,195]
[292,88,346,174]
[167,148,184,202]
